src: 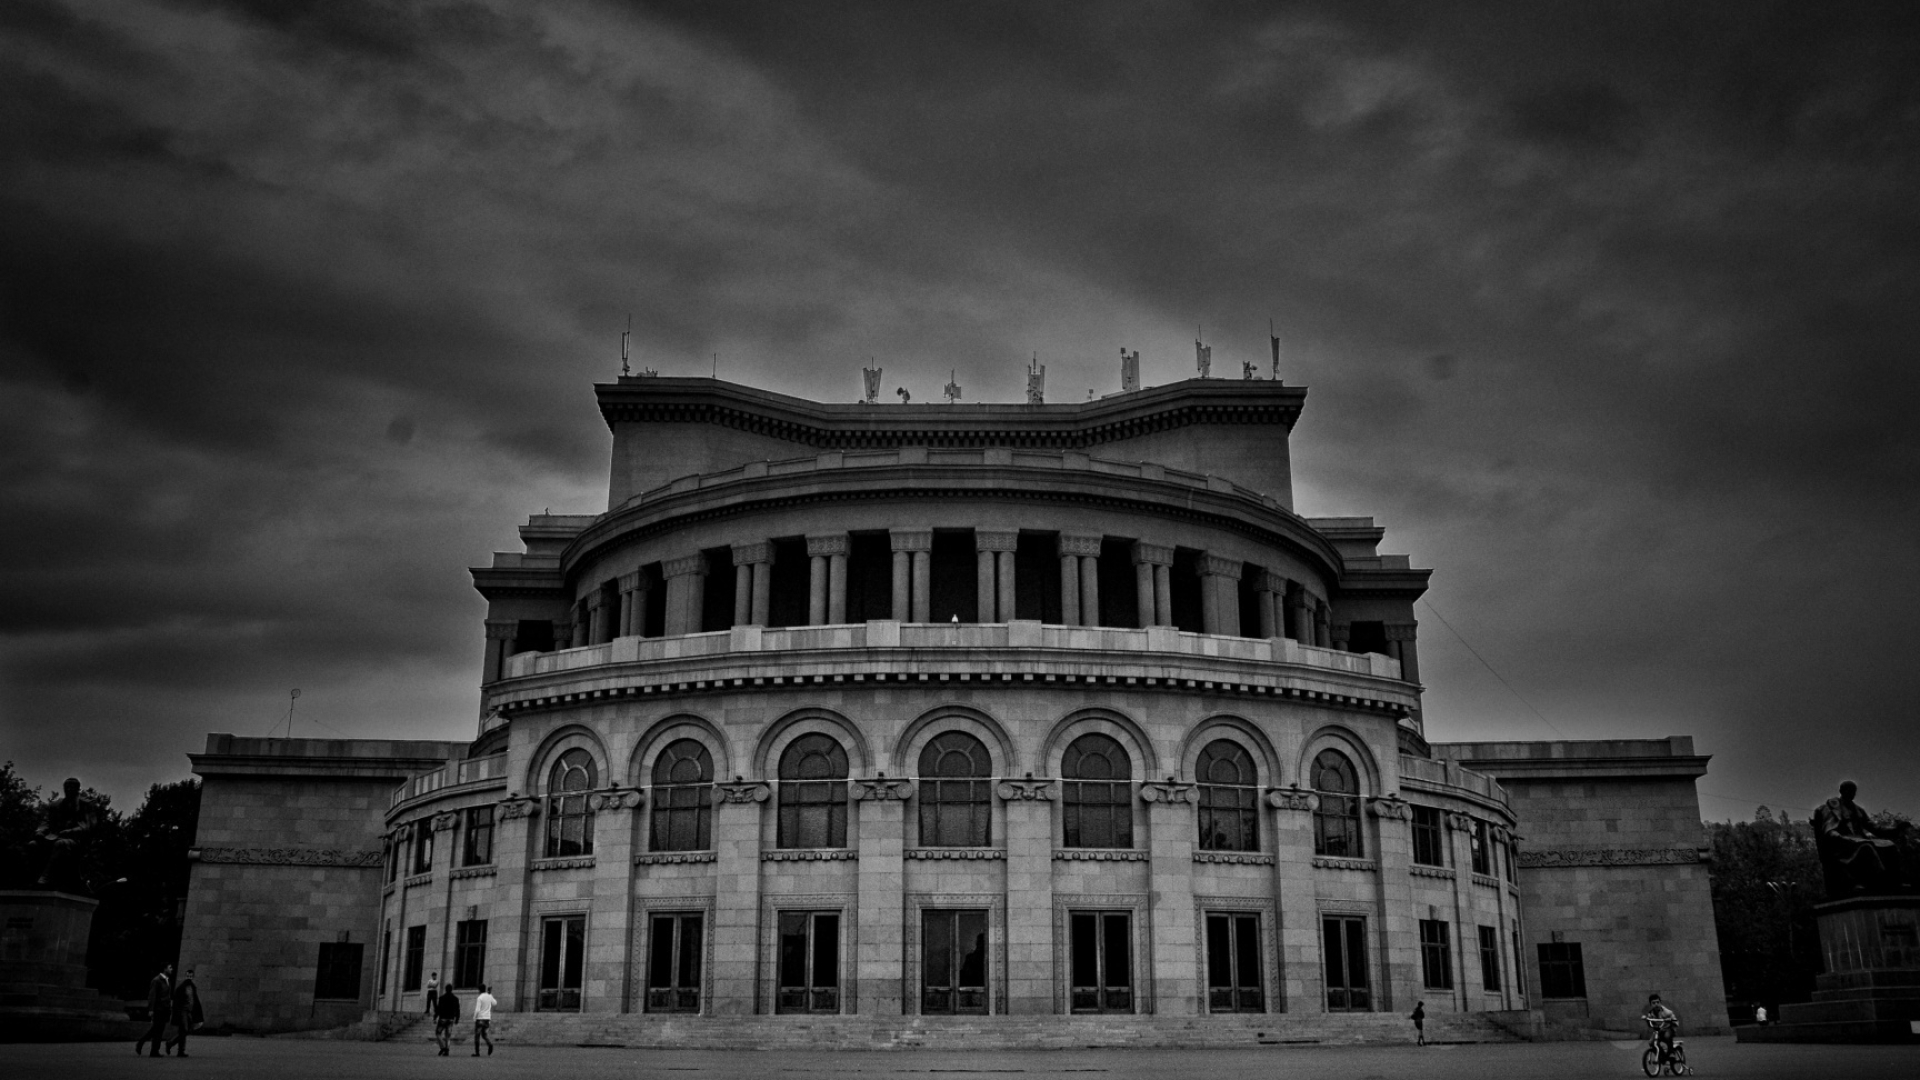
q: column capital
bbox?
[731,540,774,565]
[1131,541,1173,567]
[1266,786,1319,813]
[584,590,607,611]
[1330,622,1352,644]
[497,797,540,821]
[974,530,1019,552]
[1058,532,1103,558]
[1369,796,1413,822]
[430,812,461,833]
[1199,553,1242,579]
[663,553,709,579]
[805,533,848,557]
[1257,569,1288,594]
[714,779,771,804]
[996,777,1056,802]
[889,528,932,552]
[483,619,516,641]
[1140,780,1195,804]
[851,777,915,801]
[1383,621,1418,641]
[618,570,646,592]
[1444,810,1474,832]
[586,788,646,813]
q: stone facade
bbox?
[180,376,1728,1037]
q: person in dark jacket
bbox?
[134,964,172,1057]
[1411,1000,1426,1045]
[166,967,203,1057]
[433,986,460,1055]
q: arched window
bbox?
[918,731,992,847]
[649,739,714,852]
[545,748,597,858]
[1197,739,1259,852]
[778,733,848,848]
[1311,748,1362,858]
[1062,733,1132,848]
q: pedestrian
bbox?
[471,984,495,1056]
[423,971,438,1015]
[166,966,203,1057]
[434,985,460,1056]
[1411,1000,1426,1045]
[1754,1004,1768,1026]
[134,963,172,1058]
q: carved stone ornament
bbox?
[496,797,540,821]
[587,788,645,812]
[852,777,915,801]
[1368,797,1413,821]
[715,780,771,804]
[1058,533,1103,558]
[1491,825,1514,846]
[1265,787,1319,812]
[996,778,1056,802]
[1443,810,1472,832]
[430,812,461,833]
[196,846,384,868]
[1140,781,1196,804]
[1519,847,1704,869]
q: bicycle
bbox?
[1641,1018,1689,1076]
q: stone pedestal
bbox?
[1741,896,1920,1043]
[0,890,138,1041]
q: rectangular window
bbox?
[378,923,391,995]
[1322,915,1370,1011]
[1478,925,1502,991]
[776,910,841,1013]
[1470,819,1491,876]
[1419,919,1453,990]
[921,909,989,1015]
[1204,911,1263,1013]
[462,806,494,867]
[402,925,426,992]
[1513,927,1525,995]
[1411,806,1446,867]
[538,915,587,1011]
[778,781,848,848]
[645,912,704,1013]
[387,842,399,883]
[453,919,487,989]
[1537,942,1587,999]
[411,826,433,875]
[1068,910,1133,1013]
[1063,781,1132,848]
[314,941,363,1001]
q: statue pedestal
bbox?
[1738,895,1920,1044]
[0,890,138,1042]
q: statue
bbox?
[1813,781,1914,898]
[1026,358,1045,404]
[1120,348,1139,392]
[862,366,882,405]
[34,777,99,894]
[1195,339,1211,378]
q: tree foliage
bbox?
[1705,807,1824,1012]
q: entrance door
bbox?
[922,909,989,1014]
[1322,915,1371,1011]
[537,915,585,1011]
[645,912,703,1012]
[1205,911,1264,1012]
[1068,910,1132,1013]
[776,911,841,1013]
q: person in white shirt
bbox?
[424,972,438,1015]
[471,985,496,1056]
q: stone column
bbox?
[584,788,644,1013]
[1060,550,1082,627]
[1059,534,1101,626]
[807,534,847,625]
[485,796,540,1012]
[1369,795,1416,1015]
[552,617,574,654]
[587,591,610,645]
[1267,788,1321,1014]
[1255,572,1279,638]
[1198,554,1241,635]
[1287,585,1313,644]
[1385,623,1420,684]
[1142,780,1199,1015]
[977,530,1018,622]
[853,777,913,1014]
[483,619,515,684]
[1443,811,1475,1012]
[1330,622,1352,653]
[710,779,770,1015]
[662,553,708,636]
[1133,542,1173,628]
[891,529,931,622]
[573,601,590,648]
[733,562,753,627]
[727,542,772,628]
[998,550,1017,623]
[976,551,996,622]
[1313,601,1331,648]
[618,571,646,637]
[997,776,1056,1014]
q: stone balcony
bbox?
[389,750,507,810]
[484,619,1416,718]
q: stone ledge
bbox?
[1054,849,1147,862]
[1193,852,1274,866]
[450,865,497,880]
[402,873,432,888]
[1410,865,1455,880]
[636,851,719,865]
[531,857,597,872]
[905,848,1007,861]
[762,849,857,862]
[1312,856,1378,871]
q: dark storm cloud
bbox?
[1,0,1915,817]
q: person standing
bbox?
[423,971,439,1016]
[471,984,495,1056]
[1754,1004,1768,1026]
[166,967,203,1057]
[134,963,172,1057]
[434,985,460,1056]
[1411,1000,1426,1045]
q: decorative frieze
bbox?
[1131,542,1173,567]
[905,848,1006,861]
[1140,781,1195,804]
[1058,533,1103,558]
[715,780,771,804]
[762,849,857,862]
[1193,851,1275,866]
[194,846,383,868]
[450,866,497,881]
[1518,847,1704,869]
[1367,796,1412,821]
[497,797,539,820]
[1053,849,1148,862]
[662,553,708,579]
[1312,856,1378,871]
[851,777,915,801]
[635,851,718,866]
[1410,865,1456,880]
[1384,621,1418,641]
[531,857,596,872]
[730,541,773,565]
[1266,787,1319,812]
[586,788,645,812]
[805,533,848,557]
[1472,873,1501,888]
[996,777,1056,802]
[974,530,1019,552]
[1198,554,1242,578]
[1444,810,1473,832]
[889,529,932,552]
[430,812,460,832]
[403,873,433,888]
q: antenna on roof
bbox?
[286,688,300,739]
[621,314,631,376]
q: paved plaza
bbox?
[3,1036,1915,1080]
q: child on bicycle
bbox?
[1643,992,1678,1054]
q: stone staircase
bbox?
[464,1009,1535,1050]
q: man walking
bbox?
[1411,1000,1426,1045]
[471,984,496,1056]
[166,967,202,1057]
[433,985,460,1056]
[134,963,172,1057]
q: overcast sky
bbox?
[3,1,1916,821]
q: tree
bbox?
[1705,810,1823,1013]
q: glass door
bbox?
[537,915,585,1011]
[1205,911,1264,1012]
[776,911,841,1013]
[1068,910,1132,1013]
[1322,915,1370,1011]
[645,913,703,1012]
[922,909,989,1014]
